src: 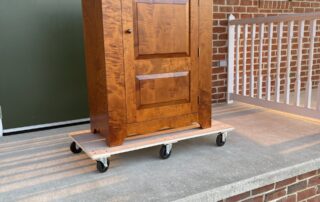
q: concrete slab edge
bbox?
[175,158,320,202]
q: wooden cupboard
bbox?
[82,0,212,147]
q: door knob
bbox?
[125,29,132,34]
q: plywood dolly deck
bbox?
[69,120,234,173]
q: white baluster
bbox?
[275,22,283,103]
[266,22,273,101]
[258,23,265,99]
[243,24,248,96]
[295,20,305,106]
[236,25,241,95]
[250,24,256,97]
[305,19,317,108]
[285,21,294,104]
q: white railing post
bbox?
[305,19,317,109]
[227,14,236,104]
[0,106,3,137]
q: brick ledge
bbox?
[175,158,320,202]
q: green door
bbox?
[0,0,89,131]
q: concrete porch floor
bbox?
[0,103,319,201]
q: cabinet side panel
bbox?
[198,0,212,128]
[82,0,109,136]
[102,0,127,146]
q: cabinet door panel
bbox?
[135,1,189,57]
[136,71,190,108]
[122,0,199,123]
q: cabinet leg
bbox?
[105,125,127,147]
[199,119,212,129]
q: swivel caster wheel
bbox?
[70,142,82,154]
[216,133,227,147]
[97,158,110,173]
[159,144,172,159]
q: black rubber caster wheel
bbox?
[70,142,82,154]
[96,159,110,173]
[216,133,226,147]
[159,145,172,159]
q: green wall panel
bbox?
[0,0,89,129]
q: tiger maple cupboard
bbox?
[82,0,212,147]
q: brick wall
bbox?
[212,0,320,103]
[221,169,320,202]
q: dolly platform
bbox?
[69,120,234,173]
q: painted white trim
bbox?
[0,119,3,137]
[0,106,2,137]
[3,118,90,134]
[231,94,320,120]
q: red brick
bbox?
[218,74,227,79]
[297,187,317,201]
[240,0,253,6]
[212,80,224,86]
[247,7,259,13]
[219,6,233,13]
[225,191,250,202]
[307,195,320,202]
[213,13,226,19]
[275,177,297,189]
[277,194,297,202]
[213,27,227,33]
[228,0,240,6]
[212,93,225,99]
[265,188,286,201]
[212,67,225,74]
[213,0,225,5]
[212,54,226,60]
[242,195,263,202]
[308,176,320,187]
[288,181,307,194]
[252,183,274,195]
[298,171,317,180]
[234,7,246,13]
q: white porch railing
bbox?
[227,13,320,120]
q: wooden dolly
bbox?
[69,120,234,173]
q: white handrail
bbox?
[229,12,320,25]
